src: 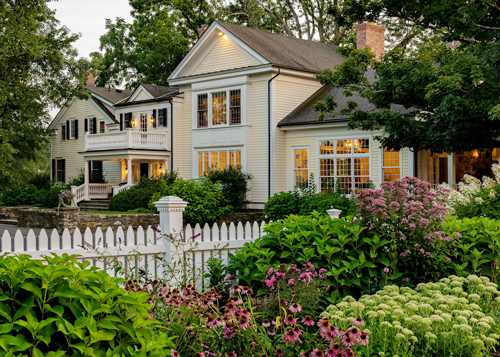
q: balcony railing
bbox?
[85,130,168,151]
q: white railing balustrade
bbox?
[89,183,115,199]
[112,183,135,196]
[85,130,168,151]
[71,184,87,204]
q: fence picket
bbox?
[27,230,36,251]
[116,226,125,246]
[73,228,82,250]
[137,226,145,246]
[236,222,243,241]
[1,231,11,253]
[62,229,72,250]
[228,223,236,241]
[126,226,135,246]
[50,230,60,250]
[245,222,252,241]
[252,222,259,239]
[260,221,266,236]
[39,229,49,251]
[14,230,24,252]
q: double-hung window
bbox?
[61,124,66,141]
[99,121,105,133]
[293,148,309,188]
[198,150,241,176]
[197,89,242,128]
[318,138,370,193]
[382,148,401,181]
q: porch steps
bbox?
[78,200,110,212]
[0,219,17,226]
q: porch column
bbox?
[84,160,90,200]
[127,158,133,185]
[447,153,454,188]
[164,159,168,174]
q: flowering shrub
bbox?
[322,275,500,357]
[129,275,370,356]
[356,177,455,282]
[445,164,500,219]
[57,189,74,204]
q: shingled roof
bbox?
[217,21,346,73]
[140,84,179,100]
[90,96,118,123]
[278,70,418,127]
[87,85,133,104]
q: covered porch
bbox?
[75,149,170,203]
[422,149,500,189]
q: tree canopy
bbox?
[0,0,88,187]
[315,0,500,153]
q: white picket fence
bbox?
[1,196,266,288]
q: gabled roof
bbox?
[140,84,179,99]
[90,96,118,123]
[278,70,418,127]
[87,85,133,104]
[116,84,180,107]
[217,22,345,73]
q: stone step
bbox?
[0,219,18,226]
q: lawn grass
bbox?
[81,211,129,215]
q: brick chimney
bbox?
[355,23,386,61]
[197,24,209,38]
[85,70,95,86]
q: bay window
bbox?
[198,150,241,175]
[318,138,370,193]
[382,148,401,182]
[196,89,242,128]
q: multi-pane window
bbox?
[293,149,309,188]
[70,120,77,139]
[212,92,227,125]
[99,121,105,133]
[230,90,241,124]
[61,124,66,141]
[198,94,208,127]
[383,148,400,182]
[319,138,370,193]
[198,150,241,176]
[88,118,95,134]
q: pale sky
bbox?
[48,0,134,117]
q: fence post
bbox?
[326,208,342,219]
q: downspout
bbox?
[268,67,281,198]
[169,98,174,173]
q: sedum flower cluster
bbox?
[321,275,500,357]
[444,164,500,219]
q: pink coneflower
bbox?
[225,302,236,313]
[227,353,237,357]
[348,326,361,339]
[318,317,331,332]
[324,326,339,342]
[194,353,205,357]
[342,335,354,347]
[176,311,182,316]
[223,330,235,339]
[262,319,271,328]
[312,348,324,357]
[302,315,315,326]
[343,349,354,357]
[268,330,276,336]
[330,343,341,353]
[284,315,297,326]
[205,349,216,356]
[300,352,311,357]
[325,347,339,357]
[289,303,302,313]
[206,315,217,328]
[283,328,300,343]
[238,316,250,329]
[352,317,365,326]
[275,348,284,356]
[358,333,369,346]
[293,325,303,335]
[171,350,179,357]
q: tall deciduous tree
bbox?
[0,0,87,187]
[315,0,500,153]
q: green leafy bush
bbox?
[67,168,107,186]
[0,253,174,356]
[109,188,154,212]
[264,177,356,221]
[228,212,390,301]
[203,165,252,210]
[150,178,232,224]
[42,182,70,208]
[321,275,500,357]
[1,183,40,206]
[28,171,51,190]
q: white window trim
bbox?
[316,137,372,193]
[291,146,309,189]
[60,124,66,141]
[193,86,245,129]
[69,119,77,139]
[86,116,95,135]
[98,120,106,134]
[380,147,402,183]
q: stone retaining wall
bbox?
[0,206,34,219]
[216,210,264,225]
[17,208,159,234]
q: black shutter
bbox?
[96,161,103,176]
[61,159,66,183]
[125,113,131,128]
[163,108,167,126]
[92,117,97,134]
[152,109,156,128]
[51,159,56,180]
[74,120,78,139]
[66,120,70,139]
[85,118,88,132]
[120,114,123,131]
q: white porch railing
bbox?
[430,183,460,190]
[89,183,115,199]
[71,184,86,204]
[85,130,168,151]
[112,183,135,196]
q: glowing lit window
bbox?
[383,148,400,182]
[293,149,308,188]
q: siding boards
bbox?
[175,88,192,178]
[192,38,256,76]
[250,80,268,204]
[371,137,381,188]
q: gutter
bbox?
[169,98,174,173]
[268,67,281,199]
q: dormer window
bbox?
[197,89,242,128]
